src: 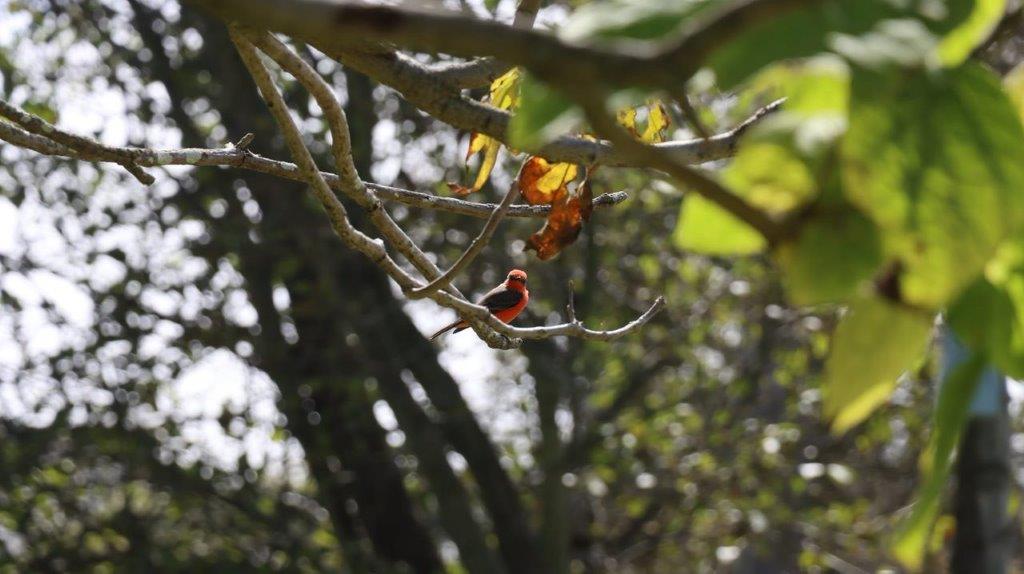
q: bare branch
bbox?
[247,29,458,296]
[0,119,76,156]
[407,181,521,299]
[0,99,154,184]
[506,295,666,342]
[233,132,256,149]
[0,107,628,219]
[326,47,783,166]
[230,27,406,280]
[373,187,628,219]
[230,27,531,349]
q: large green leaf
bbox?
[822,296,934,434]
[891,353,986,570]
[840,63,1024,309]
[775,208,883,306]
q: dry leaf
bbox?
[518,156,578,205]
[526,175,594,260]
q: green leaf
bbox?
[775,208,882,306]
[508,73,579,150]
[822,296,933,434]
[750,55,851,117]
[22,101,57,124]
[840,63,1024,309]
[891,353,986,570]
[673,195,765,255]
[559,0,714,42]
[709,0,979,89]
[562,0,986,89]
[949,243,1024,378]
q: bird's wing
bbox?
[477,286,524,312]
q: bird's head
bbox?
[506,269,528,287]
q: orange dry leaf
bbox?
[447,68,521,196]
[517,156,593,259]
[526,177,594,261]
[518,156,578,205]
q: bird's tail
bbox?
[429,320,466,341]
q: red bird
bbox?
[429,269,530,340]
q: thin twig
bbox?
[566,280,578,324]
[406,181,521,299]
[233,132,255,149]
[677,95,711,140]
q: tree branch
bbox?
[232,28,664,349]
[246,29,460,299]
[191,0,783,167]
[0,99,154,184]
[0,27,667,350]
[0,113,627,219]
[194,0,818,91]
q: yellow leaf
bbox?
[466,132,488,158]
[471,140,501,193]
[449,68,522,195]
[490,68,521,111]
[640,101,670,143]
[617,108,638,137]
[616,101,672,143]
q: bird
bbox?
[429,269,530,340]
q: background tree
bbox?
[2,1,1024,573]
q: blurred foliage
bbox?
[1,1,1023,574]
